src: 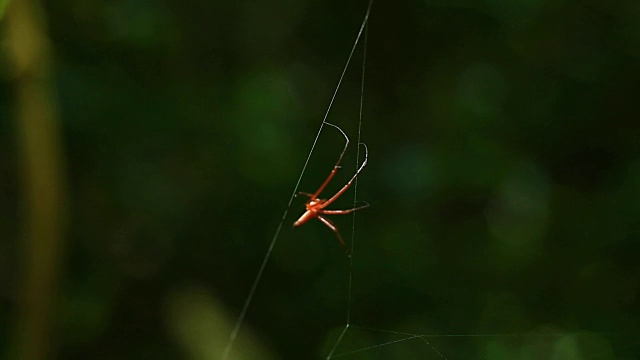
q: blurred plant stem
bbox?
[5,1,68,359]
[0,0,8,20]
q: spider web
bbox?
[219,1,639,359]
[220,1,373,359]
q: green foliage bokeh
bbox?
[1,0,639,359]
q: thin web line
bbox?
[331,333,447,359]
[352,324,586,338]
[349,324,640,358]
[221,2,374,359]
[348,326,449,359]
[327,324,639,358]
[348,0,370,325]
[333,335,423,358]
[325,1,372,358]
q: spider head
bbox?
[306,198,325,210]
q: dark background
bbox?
[2,0,639,359]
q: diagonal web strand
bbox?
[325,1,372,358]
[221,1,374,359]
[333,335,423,358]
[348,0,370,324]
[325,324,350,360]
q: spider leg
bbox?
[297,192,315,198]
[320,143,368,209]
[319,202,370,215]
[309,122,350,199]
[317,215,350,253]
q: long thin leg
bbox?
[317,215,350,253]
[320,143,368,209]
[310,122,350,199]
[319,203,370,215]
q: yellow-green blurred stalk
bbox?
[5,0,68,359]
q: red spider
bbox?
[294,122,369,253]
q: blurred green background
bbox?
[1,0,639,359]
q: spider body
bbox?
[294,199,324,226]
[294,122,368,253]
